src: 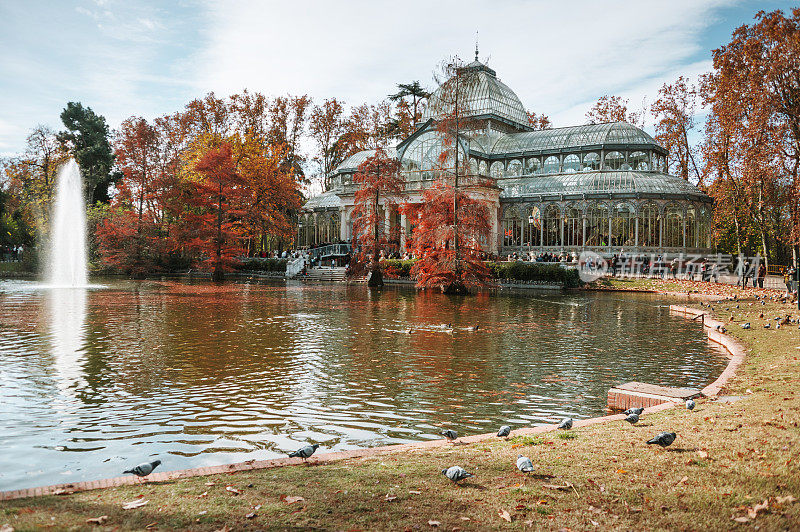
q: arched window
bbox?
[543,156,560,174]
[543,205,561,247]
[586,204,609,246]
[469,158,478,176]
[663,204,683,247]
[698,206,710,249]
[582,152,600,171]
[479,160,488,176]
[490,161,504,179]
[502,207,523,248]
[638,203,660,247]
[630,151,649,171]
[604,151,624,170]
[686,205,697,248]
[507,159,522,176]
[527,157,541,175]
[564,207,582,247]
[611,203,635,247]
[563,154,580,173]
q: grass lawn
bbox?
[2,278,799,530]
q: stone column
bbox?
[635,215,639,249]
[582,215,587,248]
[339,207,347,241]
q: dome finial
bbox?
[475,30,479,61]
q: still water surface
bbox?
[0,279,727,490]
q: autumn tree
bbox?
[586,95,645,127]
[651,77,701,182]
[350,148,403,287]
[527,111,552,130]
[309,98,346,189]
[188,142,247,281]
[408,57,494,294]
[701,9,800,266]
[388,81,431,137]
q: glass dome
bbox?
[488,122,662,155]
[421,60,529,128]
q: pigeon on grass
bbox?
[497,425,511,438]
[647,432,677,448]
[516,455,534,473]
[686,399,696,410]
[557,417,573,430]
[123,460,161,477]
[441,429,458,442]
[625,413,639,424]
[442,465,474,483]
[624,407,644,416]
[289,444,319,461]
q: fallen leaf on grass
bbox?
[676,476,689,485]
[776,495,796,505]
[52,489,74,496]
[499,510,512,522]
[428,520,441,527]
[615,469,627,474]
[85,516,108,525]
[697,450,709,459]
[543,483,574,491]
[409,490,422,495]
[204,481,215,487]
[122,499,148,510]
[225,485,241,495]
[385,494,398,502]
[280,495,305,504]
[197,491,208,499]
[460,517,470,521]
[245,513,256,519]
[732,516,750,523]
[145,523,157,530]
[0,525,13,532]
[747,499,769,519]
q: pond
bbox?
[0,279,727,490]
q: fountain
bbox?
[47,160,88,287]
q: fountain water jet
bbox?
[47,160,88,287]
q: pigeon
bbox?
[288,444,319,461]
[624,407,644,416]
[123,460,161,477]
[557,417,573,430]
[686,399,696,410]
[764,323,771,329]
[516,455,534,473]
[741,322,751,329]
[497,425,511,438]
[442,465,474,483]
[441,429,458,441]
[647,432,677,448]
[625,413,639,424]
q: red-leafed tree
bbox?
[350,148,403,286]
[410,181,493,293]
[408,57,494,294]
[186,142,247,280]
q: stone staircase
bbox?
[305,267,347,282]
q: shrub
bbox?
[380,259,416,279]
[487,261,583,288]
[238,257,288,273]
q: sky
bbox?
[0,0,795,158]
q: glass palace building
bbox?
[300,58,712,256]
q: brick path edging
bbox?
[0,303,745,502]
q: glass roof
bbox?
[303,190,342,209]
[487,122,661,155]
[422,60,529,127]
[498,171,709,199]
[334,149,400,173]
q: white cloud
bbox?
[190,0,734,124]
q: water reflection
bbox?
[47,288,88,394]
[0,280,729,491]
